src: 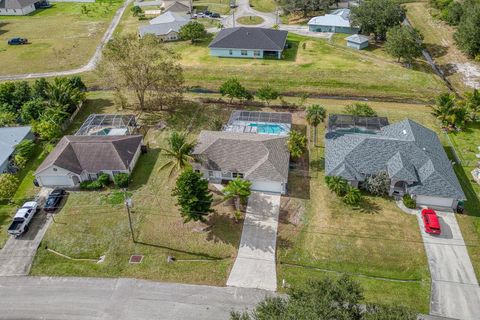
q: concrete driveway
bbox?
[227,192,280,291]
[417,211,480,319]
[0,188,52,276]
[0,276,272,320]
[223,0,276,28]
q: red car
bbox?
[422,209,441,235]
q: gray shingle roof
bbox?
[35,135,143,175]
[209,27,288,51]
[325,119,465,199]
[0,0,37,9]
[193,131,289,182]
[139,21,187,37]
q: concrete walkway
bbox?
[0,188,52,276]
[416,211,480,319]
[0,276,272,320]
[227,192,280,291]
[0,0,132,81]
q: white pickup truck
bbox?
[7,201,39,237]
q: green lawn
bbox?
[30,91,244,285]
[193,0,231,14]
[0,1,122,75]
[249,0,277,13]
[166,33,446,102]
[237,15,264,25]
[405,2,480,94]
[277,101,437,313]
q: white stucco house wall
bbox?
[35,135,143,187]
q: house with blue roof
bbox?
[308,9,359,34]
[325,115,465,211]
[0,126,34,173]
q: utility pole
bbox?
[232,8,235,28]
[124,189,135,243]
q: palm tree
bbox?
[45,77,85,114]
[431,93,456,128]
[223,178,252,222]
[325,176,348,197]
[465,89,480,121]
[305,105,326,145]
[159,131,195,177]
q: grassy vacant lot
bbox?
[277,101,434,312]
[250,0,276,13]
[166,33,446,102]
[405,2,480,94]
[0,1,122,75]
[445,125,480,279]
[30,91,243,285]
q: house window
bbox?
[253,50,261,57]
[53,168,57,172]
[89,173,98,180]
[232,172,244,178]
[229,49,233,55]
[241,50,248,56]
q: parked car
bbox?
[230,0,237,8]
[7,38,28,45]
[422,208,441,235]
[197,12,206,18]
[204,10,212,16]
[7,201,38,237]
[44,189,67,213]
[210,12,220,18]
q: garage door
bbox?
[251,181,283,194]
[416,195,454,209]
[38,175,74,187]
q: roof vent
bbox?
[402,129,407,135]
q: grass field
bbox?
[249,0,276,13]
[277,100,434,312]
[237,15,264,25]
[0,1,122,75]
[193,0,231,14]
[30,91,243,285]
[405,2,480,94]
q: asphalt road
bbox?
[417,211,480,319]
[0,277,272,320]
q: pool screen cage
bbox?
[227,111,292,126]
[327,114,389,132]
[75,114,137,136]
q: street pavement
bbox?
[227,192,280,291]
[0,276,272,320]
[417,211,480,319]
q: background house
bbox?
[162,0,190,15]
[308,9,359,34]
[209,27,288,59]
[35,135,143,187]
[0,0,39,15]
[193,131,290,194]
[139,11,189,40]
[325,116,465,210]
[0,126,34,173]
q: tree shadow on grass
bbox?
[129,148,161,190]
[357,197,382,214]
[282,40,300,62]
[425,43,449,59]
[0,22,9,36]
[204,211,242,248]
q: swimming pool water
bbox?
[248,123,284,135]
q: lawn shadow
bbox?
[205,211,242,248]
[0,22,9,36]
[129,148,161,190]
[133,240,226,260]
[358,197,382,214]
[437,62,458,77]
[425,43,449,59]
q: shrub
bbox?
[287,130,307,160]
[343,186,362,206]
[15,140,35,159]
[325,176,348,197]
[0,174,20,200]
[97,173,111,187]
[364,171,391,196]
[344,102,377,117]
[403,194,416,209]
[80,180,103,190]
[113,173,130,188]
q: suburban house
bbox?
[192,111,291,194]
[139,11,189,40]
[0,0,39,15]
[0,126,34,173]
[325,115,466,210]
[34,135,143,187]
[162,0,190,15]
[345,34,369,50]
[209,27,288,59]
[308,9,359,34]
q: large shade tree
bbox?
[454,0,480,58]
[101,34,184,111]
[385,25,424,64]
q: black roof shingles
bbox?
[208,27,288,51]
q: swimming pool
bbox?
[248,123,285,135]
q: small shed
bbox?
[345,34,370,50]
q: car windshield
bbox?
[46,198,56,205]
